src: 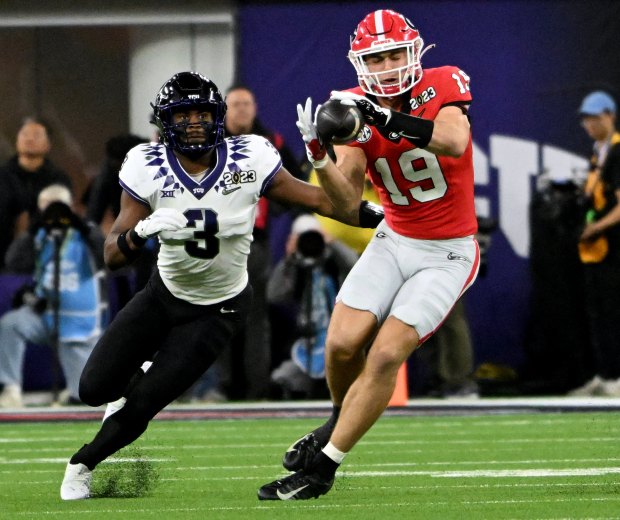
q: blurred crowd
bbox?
[1,86,618,408]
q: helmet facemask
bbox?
[154,101,225,159]
[348,40,425,97]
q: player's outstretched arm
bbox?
[265,165,382,228]
[331,91,470,157]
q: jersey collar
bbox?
[165,144,227,200]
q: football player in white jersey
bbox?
[60,71,384,500]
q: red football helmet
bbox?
[348,9,430,97]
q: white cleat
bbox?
[102,396,127,422]
[60,462,92,500]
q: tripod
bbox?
[48,227,66,405]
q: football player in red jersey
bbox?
[259,9,480,500]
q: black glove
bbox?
[330,91,391,127]
[330,90,434,148]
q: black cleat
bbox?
[257,470,334,500]
[282,432,324,471]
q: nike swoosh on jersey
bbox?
[219,308,238,314]
[276,484,309,500]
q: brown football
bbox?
[316,99,365,145]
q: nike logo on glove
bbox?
[276,484,309,500]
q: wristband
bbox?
[117,230,142,261]
[358,200,384,228]
[129,228,148,247]
[385,111,434,148]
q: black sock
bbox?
[330,405,341,425]
[314,405,341,445]
[311,451,339,479]
[69,444,94,470]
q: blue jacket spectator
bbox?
[0,185,107,407]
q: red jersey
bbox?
[348,66,477,239]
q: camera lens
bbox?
[297,230,325,259]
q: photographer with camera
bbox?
[0,184,107,408]
[268,214,359,399]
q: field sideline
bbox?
[0,399,619,519]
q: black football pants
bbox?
[71,272,251,470]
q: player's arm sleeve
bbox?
[118,146,154,209]
[390,66,473,149]
[438,65,473,106]
[251,135,284,196]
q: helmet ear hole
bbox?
[152,72,226,158]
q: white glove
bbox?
[134,208,188,239]
[296,97,328,169]
[330,90,392,127]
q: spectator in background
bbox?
[414,299,478,398]
[0,185,107,408]
[269,214,359,399]
[0,117,72,219]
[414,217,496,399]
[225,84,306,181]
[85,134,149,234]
[84,134,154,307]
[569,90,620,397]
[0,169,28,271]
[209,85,305,401]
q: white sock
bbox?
[322,441,347,464]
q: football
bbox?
[316,99,365,145]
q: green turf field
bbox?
[0,411,618,519]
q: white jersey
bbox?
[119,135,282,304]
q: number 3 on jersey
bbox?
[376,149,447,205]
[184,208,219,259]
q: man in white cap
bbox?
[569,90,620,396]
